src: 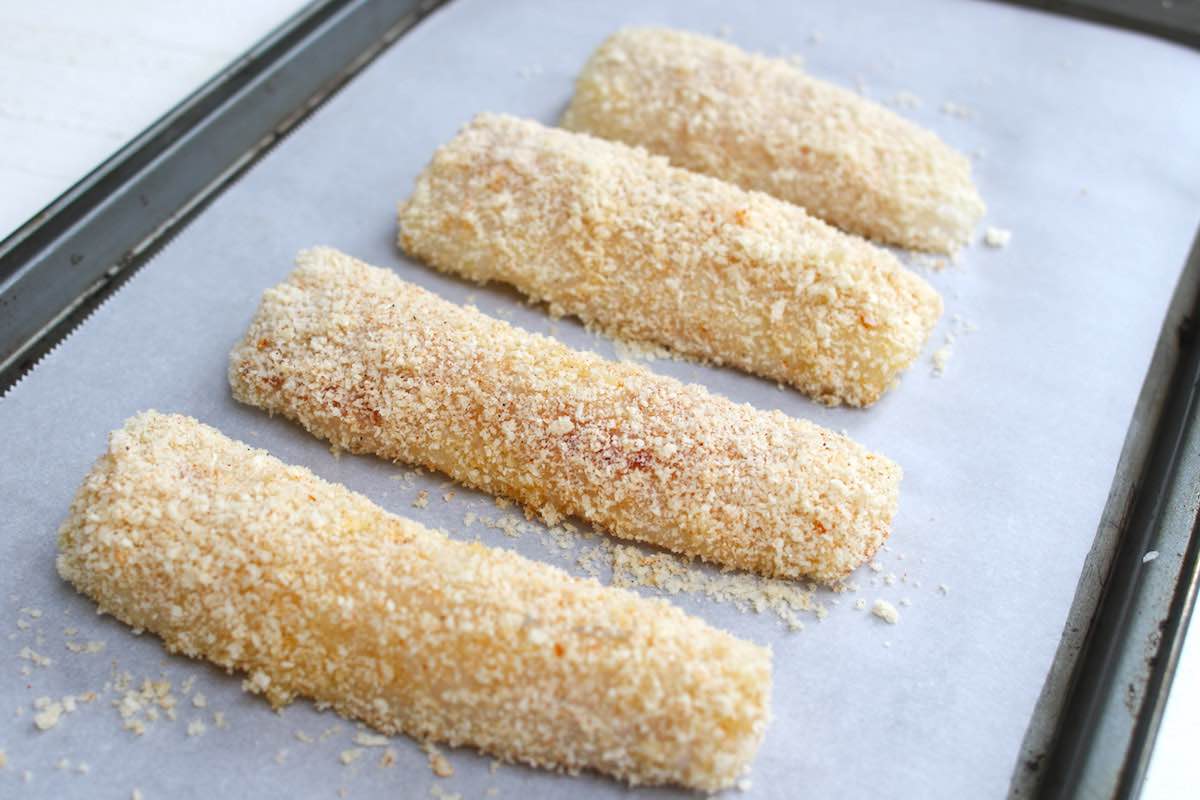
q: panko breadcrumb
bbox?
[560,28,985,254]
[56,412,771,792]
[399,114,941,407]
[871,599,901,624]
[229,248,902,582]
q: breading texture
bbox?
[398,113,942,407]
[229,248,902,583]
[56,412,772,792]
[560,28,986,254]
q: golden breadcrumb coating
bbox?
[229,248,902,583]
[398,113,941,407]
[56,412,771,792]
[560,28,985,254]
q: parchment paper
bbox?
[3,0,1199,797]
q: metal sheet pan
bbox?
[2,1,1199,798]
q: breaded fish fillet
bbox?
[398,114,941,407]
[561,28,985,254]
[229,248,901,583]
[57,411,771,791]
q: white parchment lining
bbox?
[2,1,1199,797]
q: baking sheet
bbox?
[3,0,1200,797]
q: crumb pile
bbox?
[56,412,771,792]
[229,249,902,583]
[399,113,942,407]
[561,28,985,254]
[609,545,822,631]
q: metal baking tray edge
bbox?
[0,0,447,391]
[1011,230,1200,800]
[1,2,1198,799]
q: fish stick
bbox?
[229,247,902,583]
[560,28,986,254]
[397,113,941,407]
[56,412,771,792]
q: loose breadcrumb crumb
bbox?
[34,702,63,730]
[610,335,689,365]
[231,249,901,583]
[354,732,389,747]
[983,227,1012,248]
[400,115,942,407]
[940,101,974,120]
[57,412,772,792]
[19,646,52,667]
[931,340,954,377]
[890,90,923,110]
[561,29,984,253]
[379,748,397,768]
[340,749,364,766]
[424,742,454,778]
[872,599,901,624]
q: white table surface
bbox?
[0,2,1195,797]
[0,0,310,236]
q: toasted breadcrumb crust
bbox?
[560,28,985,254]
[56,412,771,792]
[399,113,941,407]
[229,248,901,582]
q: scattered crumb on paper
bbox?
[890,90,923,110]
[424,742,454,778]
[609,544,822,630]
[940,100,974,119]
[354,732,390,747]
[983,227,1012,248]
[872,599,901,624]
[611,336,674,363]
[932,341,954,376]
